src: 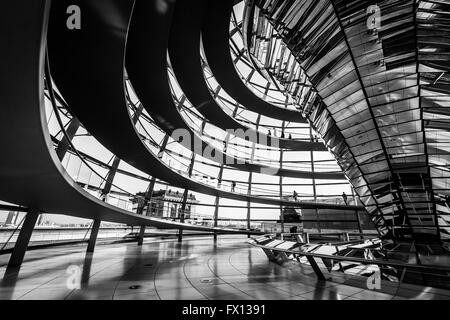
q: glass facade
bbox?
[249,0,450,241]
[18,0,365,234]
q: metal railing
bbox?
[250,234,450,290]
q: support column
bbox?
[178,189,189,243]
[86,219,101,253]
[7,209,39,269]
[213,162,225,244]
[352,188,364,238]
[137,224,146,246]
[137,177,156,246]
[279,170,284,234]
[213,197,220,244]
[135,102,147,244]
[246,172,253,238]
[310,127,321,233]
[247,116,260,237]
[279,123,285,235]
[178,154,196,243]
[138,134,168,245]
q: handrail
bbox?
[131,96,351,199]
[249,236,450,273]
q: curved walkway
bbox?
[126,0,334,179]
[202,1,305,123]
[168,0,323,152]
[48,0,335,208]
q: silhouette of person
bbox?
[342,192,348,205]
[231,181,236,192]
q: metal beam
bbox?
[101,156,121,199]
[352,188,364,238]
[56,117,81,161]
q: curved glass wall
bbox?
[22,2,364,235]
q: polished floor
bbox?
[0,236,450,300]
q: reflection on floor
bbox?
[0,235,449,300]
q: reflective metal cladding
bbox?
[249,0,450,242]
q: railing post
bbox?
[342,232,350,242]
[304,232,310,243]
[305,255,327,280]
